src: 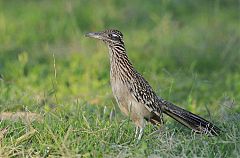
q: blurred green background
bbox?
[0,0,239,113]
[0,0,240,156]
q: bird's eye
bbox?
[109,33,118,38]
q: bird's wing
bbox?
[128,72,164,118]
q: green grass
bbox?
[0,0,240,157]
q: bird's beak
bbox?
[85,32,103,40]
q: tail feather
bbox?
[162,100,221,136]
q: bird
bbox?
[85,29,220,140]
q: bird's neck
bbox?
[108,45,135,80]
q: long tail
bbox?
[161,100,221,136]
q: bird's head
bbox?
[85,29,124,46]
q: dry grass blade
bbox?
[0,127,9,141]
[15,128,37,146]
[0,112,43,123]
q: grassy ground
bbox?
[0,0,240,157]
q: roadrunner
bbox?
[85,29,220,140]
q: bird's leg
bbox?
[134,126,139,138]
[137,127,144,141]
[135,118,145,141]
